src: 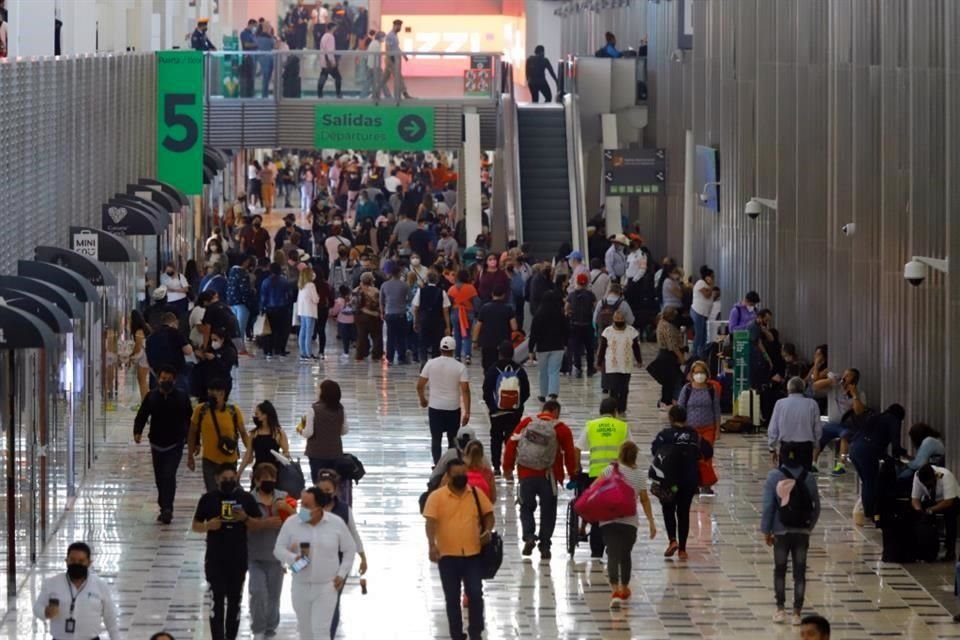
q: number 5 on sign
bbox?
[156,51,204,196]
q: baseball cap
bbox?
[440,336,457,352]
[576,272,589,286]
[567,250,583,262]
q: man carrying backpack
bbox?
[566,272,597,378]
[760,441,821,626]
[482,341,531,475]
[502,400,578,560]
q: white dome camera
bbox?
[842,223,856,237]
[903,260,926,287]
[745,200,763,219]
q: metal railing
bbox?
[202,50,503,105]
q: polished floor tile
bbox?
[1,335,957,639]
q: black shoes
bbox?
[522,539,537,556]
[158,510,172,525]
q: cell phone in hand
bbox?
[291,556,310,573]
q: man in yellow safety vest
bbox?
[576,397,630,557]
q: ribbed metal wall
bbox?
[555,0,648,57]
[0,53,156,273]
[646,0,960,456]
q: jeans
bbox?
[779,441,815,471]
[202,457,225,494]
[849,441,880,518]
[773,533,810,611]
[260,60,274,98]
[151,443,183,513]
[385,313,408,363]
[606,373,631,413]
[453,314,474,360]
[429,408,461,464]
[568,325,596,374]
[438,555,485,640]
[338,323,355,354]
[661,488,695,550]
[818,421,848,452]
[537,350,564,398]
[602,523,637,585]
[691,309,708,359]
[231,304,250,340]
[518,475,558,549]
[207,562,246,640]
[489,411,522,471]
[298,316,316,356]
[248,559,283,635]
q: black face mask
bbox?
[219,480,237,495]
[158,380,174,392]
[66,563,88,581]
[317,491,334,507]
[258,480,276,493]
[614,321,627,329]
[450,475,468,490]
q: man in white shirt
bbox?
[912,463,960,560]
[160,261,191,317]
[33,541,120,640]
[317,23,342,98]
[690,268,715,358]
[274,487,357,640]
[368,31,389,99]
[417,336,471,463]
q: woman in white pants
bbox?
[274,487,357,639]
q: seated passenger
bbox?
[911,463,960,561]
[813,367,867,476]
[899,422,946,480]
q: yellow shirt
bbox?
[423,486,493,558]
[191,404,247,464]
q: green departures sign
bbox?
[315,105,435,151]
[156,51,204,195]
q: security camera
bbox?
[842,223,856,237]
[904,260,926,287]
[699,193,709,204]
[745,200,762,220]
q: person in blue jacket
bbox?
[597,32,622,58]
[259,263,293,358]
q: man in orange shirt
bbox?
[423,458,494,640]
[503,400,578,560]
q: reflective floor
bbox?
[2,336,959,639]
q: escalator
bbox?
[516,104,572,260]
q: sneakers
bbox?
[831,462,847,476]
[158,510,172,525]
[464,355,471,365]
[620,587,631,600]
[538,544,552,560]
[773,609,786,624]
[699,487,715,497]
[791,612,802,626]
[522,539,537,556]
[677,550,688,561]
[609,592,623,609]
[664,541,679,557]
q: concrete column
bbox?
[601,112,622,236]
[463,111,484,250]
[7,0,55,58]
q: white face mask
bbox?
[410,259,421,266]
[693,373,707,384]
[211,340,223,350]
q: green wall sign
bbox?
[314,105,435,151]
[732,329,752,412]
[156,51,204,196]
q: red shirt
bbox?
[503,413,578,484]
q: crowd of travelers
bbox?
[31,141,951,640]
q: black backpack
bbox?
[778,468,815,528]
[649,430,696,503]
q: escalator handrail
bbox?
[563,93,588,257]
[503,93,523,245]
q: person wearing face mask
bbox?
[604,234,629,282]
[240,215,271,260]
[246,464,294,640]
[596,310,643,413]
[728,290,761,331]
[192,463,265,640]
[436,224,459,259]
[34,541,120,640]
[316,470,368,639]
[188,379,252,493]
[423,458,495,640]
[134,366,194,524]
[238,400,291,483]
[160,261,191,317]
[408,252,430,286]
[676,360,723,495]
[476,254,511,305]
[192,325,239,402]
[274,487,358,640]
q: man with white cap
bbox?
[417,336,472,464]
[605,234,628,283]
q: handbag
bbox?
[471,487,502,580]
[277,457,307,499]
[573,463,638,522]
[253,313,272,337]
[646,349,680,386]
[697,459,718,487]
[208,404,239,457]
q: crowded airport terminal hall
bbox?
[1,0,959,639]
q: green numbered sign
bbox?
[157,51,204,195]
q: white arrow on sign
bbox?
[605,172,614,182]
[656,171,666,182]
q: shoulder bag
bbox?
[472,487,502,580]
[207,403,239,457]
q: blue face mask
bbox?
[298,507,313,523]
